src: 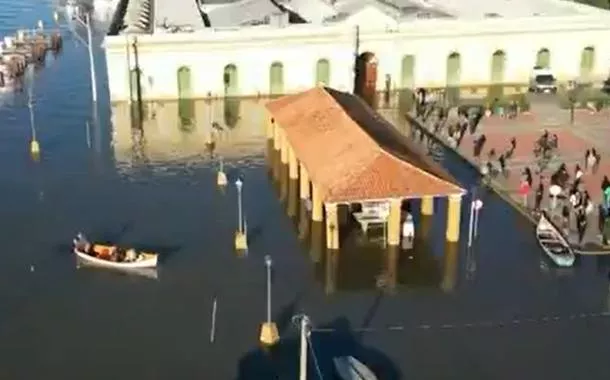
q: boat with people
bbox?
[536,212,575,267]
[73,233,158,269]
[333,356,378,380]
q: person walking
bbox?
[535,181,544,211]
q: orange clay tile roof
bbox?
[265,86,465,203]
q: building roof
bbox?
[154,0,206,32]
[266,86,464,203]
[202,0,283,27]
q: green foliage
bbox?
[556,85,610,109]
[576,0,610,9]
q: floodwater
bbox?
[1,1,610,379]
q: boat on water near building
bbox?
[104,0,610,102]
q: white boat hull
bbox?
[536,213,575,267]
[74,248,158,269]
[333,356,378,380]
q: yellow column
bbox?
[266,117,274,140]
[421,195,434,216]
[273,123,281,150]
[288,145,298,179]
[299,163,310,199]
[387,199,401,246]
[446,194,462,242]
[280,130,289,164]
[325,203,339,250]
[311,184,323,222]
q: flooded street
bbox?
[1,1,610,379]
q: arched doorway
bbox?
[269,62,284,95]
[536,48,550,68]
[446,52,461,106]
[315,59,330,86]
[223,64,238,96]
[490,50,506,98]
[490,50,506,84]
[400,55,415,89]
[354,52,378,106]
[580,46,595,83]
[177,66,192,99]
[446,52,461,87]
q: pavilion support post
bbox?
[421,195,434,216]
[387,198,401,246]
[299,163,310,200]
[288,145,298,180]
[325,203,339,250]
[311,184,323,222]
[273,123,281,151]
[446,194,462,242]
[266,117,274,140]
[280,130,289,165]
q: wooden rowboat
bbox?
[73,233,158,269]
[333,356,378,380]
[536,213,575,267]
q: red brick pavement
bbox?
[458,129,591,161]
[479,113,536,127]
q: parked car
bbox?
[529,66,557,93]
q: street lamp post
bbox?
[67,10,97,105]
[217,156,227,187]
[568,80,576,125]
[259,255,279,345]
[467,189,484,248]
[234,178,248,251]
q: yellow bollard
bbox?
[30,139,40,156]
[217,171,227,187]
[259,322,279,346]
[234,231,248,251]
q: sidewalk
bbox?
[394,103,610,253]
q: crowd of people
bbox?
[413,91,610,247]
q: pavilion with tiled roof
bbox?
[264,85,466,249]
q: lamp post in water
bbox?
[66,9,97,105]
[234,178,247,251]
[259,255,279,345]
[467,188,484,248]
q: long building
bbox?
[104,0,610,101]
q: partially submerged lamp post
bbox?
[217,156,227,187]
[467,193,484,249]
[69,9,97,106]
[234,177,248,250]
[259,255,279,345]
[27,67,39,159]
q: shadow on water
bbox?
[236,316,401,380]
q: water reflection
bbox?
[301,211,461,294]
[111,98,267,168]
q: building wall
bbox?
[105,16,610,101]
